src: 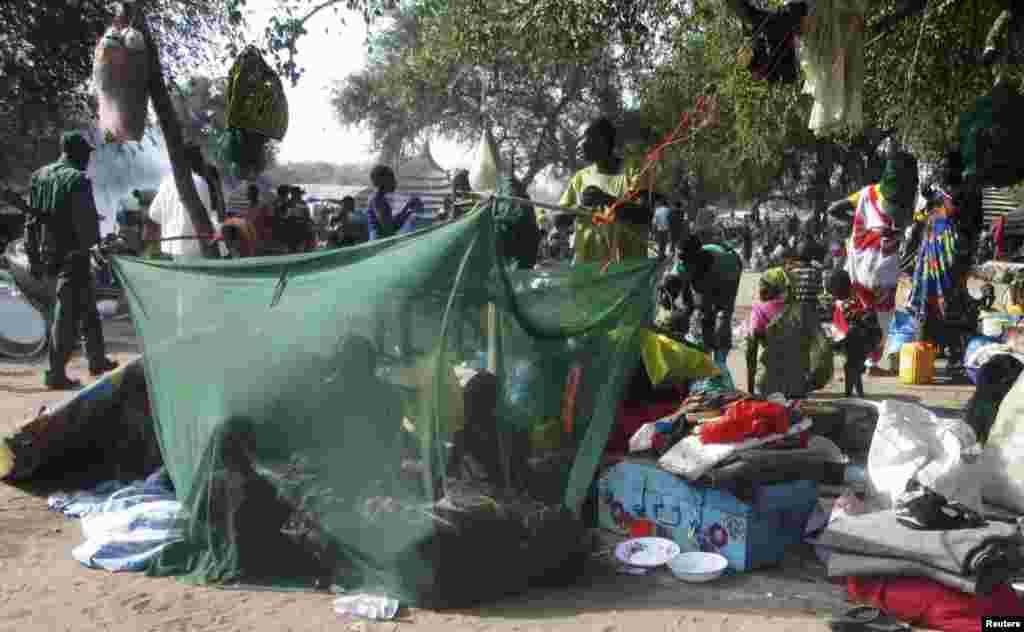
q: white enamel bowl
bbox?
[667,551,729,583]
[613,537,681,569]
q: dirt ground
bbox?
[0,274,977,632]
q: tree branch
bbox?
[867,0,933,46]
[140,15,219,258]
[522,69,583,186]
[299,0,346,27]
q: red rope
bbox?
[593,93,719,272]
[595,93,718,228]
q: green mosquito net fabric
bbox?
[111,205,656,607]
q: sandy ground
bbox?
[0,274,976,631]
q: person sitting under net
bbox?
[335,335,404,488]
[448,371,528,491]
[207,416,338,584]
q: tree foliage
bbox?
[328,0,660,185]
[169,75,280,173]
[0,0,231,180]
[8,0,1023,212]
[633,0,1023,211]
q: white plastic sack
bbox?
[866,400,984,512]
[468,129,500,193]
[982,371,1024,513]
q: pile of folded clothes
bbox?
[626,392,850,488]
[814,479,1024,632]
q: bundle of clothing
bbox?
[48,469,182,572]
[626,394,849,488]
[815,484,1024,597]
[959,81,1024,189]
[799,0,867,135]
[731,0,809,84]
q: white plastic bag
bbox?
[982,371,1024,512]
[468,129,500,192]
[629,423,658,453]
[866,400,984,512]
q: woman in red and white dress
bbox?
[828,153,919,374]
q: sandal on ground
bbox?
[829,606,910,632]
[45,375,82,390]
[89,358,119,376]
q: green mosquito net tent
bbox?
[111,200,657,608]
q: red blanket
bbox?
[847,576,1024,632]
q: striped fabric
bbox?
[983,187,1019,227]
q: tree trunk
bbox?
[139,20,219,258]
[810,141,833,223]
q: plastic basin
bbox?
[667,552,728,583]
[614,537,680,568]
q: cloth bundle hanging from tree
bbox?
[93,16,150,143]
[799,0,867,135]
[734,1,809,84]
[225,47,289,140]
[984,2,1024,67]
[218,47,290,179]
[959,81,1024,189]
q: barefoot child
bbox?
[829,270,882,398]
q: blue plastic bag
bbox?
[884,310,920,356]
[690,356,735,395]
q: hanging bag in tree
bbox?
[224,47,289,141]
[93,14,150,143]
[738,1,808,84]
[799,0,867,135]
[960,82,1024,188]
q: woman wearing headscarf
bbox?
[746,262,803,397]
[828,152,919,373]
[744,241,829,397]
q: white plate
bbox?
[614,537,680,568]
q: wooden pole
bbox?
[137,13,219,258]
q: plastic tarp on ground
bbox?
[111,205,657,606]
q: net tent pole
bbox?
[486,303,498,373]
[429,211,488,502]
[485,299,513,492]
[399,296,413,358]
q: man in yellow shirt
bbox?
[559,118,657,264]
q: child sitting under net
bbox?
[205,416,339,585]
[829,270,882,398]
[448,371,529,491]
